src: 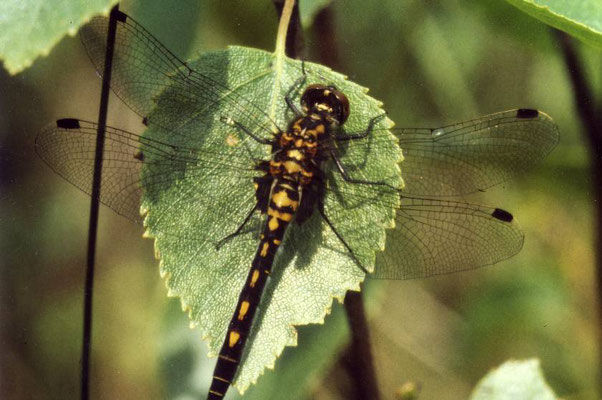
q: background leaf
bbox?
[470,359,557,400]
[505,0,602,48]
[0,0,117,75]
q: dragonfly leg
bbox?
[284,68,308,117]
[215,204,260,250]
[318,204,369,275]
[219,116,275,145]
[215,175,272,249]
[329,149,398,190]
[337,113,387,141]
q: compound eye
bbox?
[331,89,350,124]
[300,84,328,110]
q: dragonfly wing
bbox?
[395,109,558,196]
[371,195,524,279]
[79,11,278,141]
[36,119,262,242]
[341,109,558,197]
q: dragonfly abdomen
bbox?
[208,180,300,399]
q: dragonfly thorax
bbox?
[301,84,350,125]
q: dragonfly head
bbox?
[301,84,350,125]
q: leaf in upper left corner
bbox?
[0,0,117,74]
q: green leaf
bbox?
[0,0,117,75]
[504,0,602,48]
[141,46,401,392]
[470,359,558,400]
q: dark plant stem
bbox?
[343,290,381,400]
[554,29,602,394]
[311,4,381,399]
[81,5,119,400]
[313,6,342,72]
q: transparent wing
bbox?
[79,10,279,142]
[35,119,263,241]
[374,196,523,279]
[320,179,523,280]
[341,109,559,197]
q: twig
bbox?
[343,290,381,400]
[81,4,120,399]
[273,0,304,58]
[313,6,341,71]
[553,29,602,394]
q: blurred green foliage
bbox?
[0,0,599,399]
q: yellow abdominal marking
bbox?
[284,160,301,173]
[260,241,269,257]
[272,190,299,209]
[273,239,281,245]
[268,207,292,221]
[268,217,279,231]
[288,149,304,160]
[238,301,250,320]
[229,331,240,348]
[213,376,230,383]
[250,269,260,287]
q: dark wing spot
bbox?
[492,208,514,222]
[112,9,128,22]
[56,118,81,130]
[516,109,539,119]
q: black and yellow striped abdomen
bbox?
[207,180,300,399]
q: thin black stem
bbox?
[81,5,119,400]
[554,29,602,394]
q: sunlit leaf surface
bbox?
[505,0,602,48]
[0,0,117,74]
[470,359,557,400]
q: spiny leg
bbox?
[215,175,272,249]
[336,113,387,141]
[329,148,399,191]
[215,203,260,250]
[220,116,276,145]
[284,65,308,117]
[318,204,369,275]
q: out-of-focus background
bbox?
[0,0,599,399]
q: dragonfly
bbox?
[36,10,559,400]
